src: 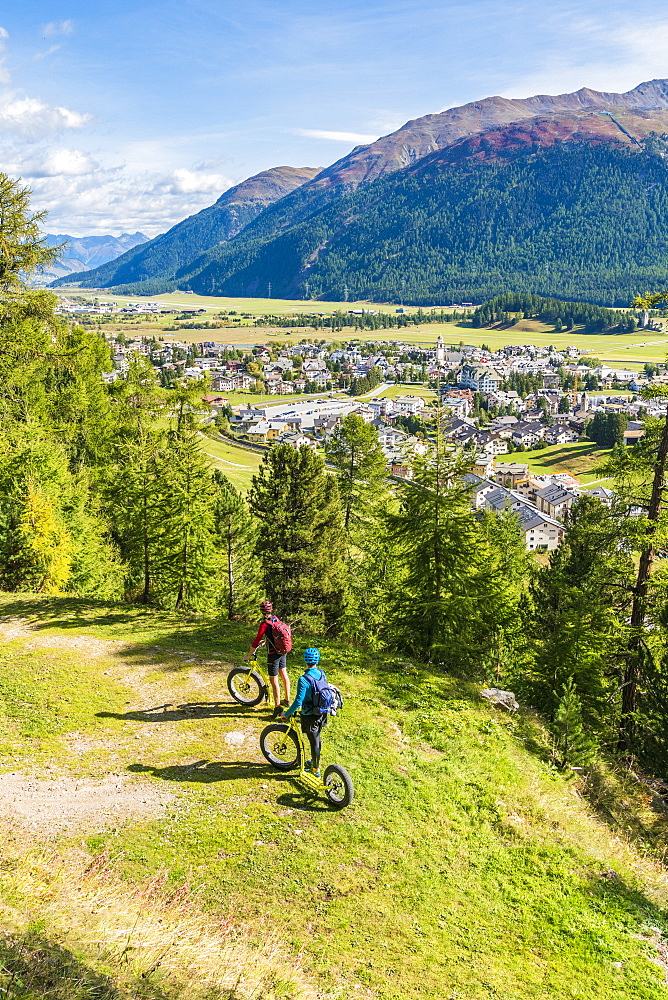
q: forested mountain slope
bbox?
[55,78,668,302]
[159,138,668,306]
[55,165,320,289]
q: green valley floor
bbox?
[0,594,667,999]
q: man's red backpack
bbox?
[269,616,293,654]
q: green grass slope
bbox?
[0,594,667,999]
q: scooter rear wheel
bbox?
[323,764,354,809]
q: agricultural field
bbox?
[373,383,438,401]
[208,389,347,407]
[495,441,612,484]
[54,289,423,318]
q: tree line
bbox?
[472,293,638,332]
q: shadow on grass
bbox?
[97,702,272,723]
[128,760,270,783]
[128,760,335,811]
[0,931,144,1000]
[0,594,251,671]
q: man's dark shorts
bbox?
[300,712,327,740]
[267,652,287,677]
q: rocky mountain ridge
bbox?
[52,78,668,300]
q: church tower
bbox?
[436,334,445,365]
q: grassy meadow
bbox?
[197,433,262,491]
[495,442,611,484]
[0,594,667,999]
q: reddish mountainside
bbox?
[416,108,668,170]
[306,80,668,192]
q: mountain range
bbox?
[38,232,148,284]
[53,80,668,306]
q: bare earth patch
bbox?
[0,772,174,832]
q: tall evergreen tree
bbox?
[326,413,388,533]
[158,430,219,610]
[248,444,347,630]
[606,395,668,751]
[213,472,259,619]
[107,428,166,604]
[385,441,518,672]
[526,495,632,731]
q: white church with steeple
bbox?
[435,334,445,365]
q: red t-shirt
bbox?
[251,617,277,653]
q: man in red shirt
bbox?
[244,600,291,717]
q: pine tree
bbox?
[552,677,596,770]
[213,472,260,619]
[248,444,347,630]
[326,413,388,533]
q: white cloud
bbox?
[31,148,98,177]
[0,93,92,134]
[295,128,378,143]
[34,44,61,62]
[42,20,74,38]
[167,167,234,194]
[0,25,9,84]
[10,160,236,237]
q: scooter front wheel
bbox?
[227,667,266,706]
[260,723,301,770]
[323,764,354,809]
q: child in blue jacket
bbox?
[281,647,327,778]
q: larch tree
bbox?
[326,412,388,534]
[213,472,259,620]
[527,495,632,735]
[248,444,347,631]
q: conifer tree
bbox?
[106,428,166,604]
[526,495,632,732]
[0,173,59,289]
[248,444,346,630]
[385,437,516,672]
[18,480,72,594]
[0,433,120,597]
[326,413,388,533]
[158,429,219,610]
[552,678,596,770]
[213,472,259,619]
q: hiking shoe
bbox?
[306,764,321,778]
[272,705,283,719]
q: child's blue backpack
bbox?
[306,670,344,715]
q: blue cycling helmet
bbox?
[303,647,320,665]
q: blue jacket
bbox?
[284,667,325,717]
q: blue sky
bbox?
[1,0,667,235]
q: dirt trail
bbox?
[0,615,259,834]
[0,772,174,832]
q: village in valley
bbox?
[70,294,668,555]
